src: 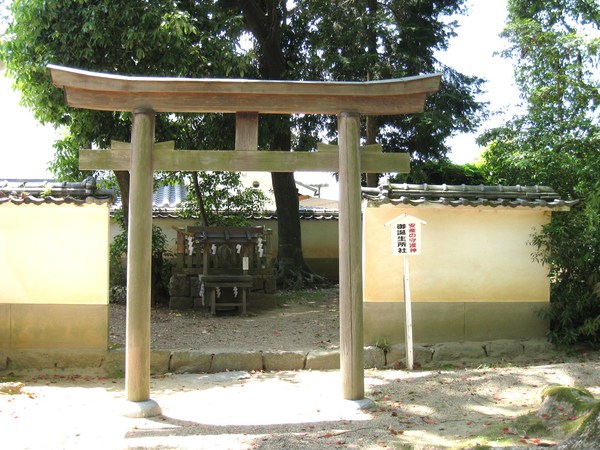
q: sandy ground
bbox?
[3,289,599,448]
[2,359,600,449]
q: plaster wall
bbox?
[251,218,339,280]
[363,205,551,303]
[1,202,109,304]
[362,204,553,344]
[0,202,109,349]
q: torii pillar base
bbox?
[121,399,162,418]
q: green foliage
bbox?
[108,212,129,304]
[480,0,600,200]
[159,171,268,227]
[479,0,600,345]
[375,337,391,353]
[532,199,600,345]
[48,134,93,182]
[1,0,251,178]
[285,0,485,161]
[109,210,174,305]
[391,158,488,185]
[148,223,175,306]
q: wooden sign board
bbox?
[384,214,426,256]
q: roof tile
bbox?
[363,184,578,209]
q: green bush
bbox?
[109,210,174,306]
[531,207,600,346]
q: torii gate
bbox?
[49,64,440,416]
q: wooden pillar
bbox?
[125,108,155,403]
[338,112,364,400]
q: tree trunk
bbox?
[240,0,317,287]
[271,171,313,287]
[114,170,130,229]
[191,171,209,226]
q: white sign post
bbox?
[385,214,426,370]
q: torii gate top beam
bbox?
[48,65,441,115]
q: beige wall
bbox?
[362,203,554,344]
[0,201,110,350]
[250,218,339,280]
[363,205,552,303]
[1,202,109,304]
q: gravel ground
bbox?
[109,288,341,352]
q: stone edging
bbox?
[0,339,556,375]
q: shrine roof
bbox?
[362,183,578,210]
[0,178,114,206]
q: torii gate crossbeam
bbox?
[49,64,440,416]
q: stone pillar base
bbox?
[121,399,162,418]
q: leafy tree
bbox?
[391,158,488,185]
[479,0,600,345]
[289,1,484,160]
[226,0,485,286]
[2,0,484,288]
[161,171,269,227]
[1,0,253,224]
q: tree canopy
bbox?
[479,0,600,344]
[1,0,484,286]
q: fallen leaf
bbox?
[388,426,404,435]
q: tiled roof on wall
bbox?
[113,184,339,220]
[363,184,578,209]
[112,184,187,218]
[0,178,114,206]
[154,183,187,209]
[247,211,339,221]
